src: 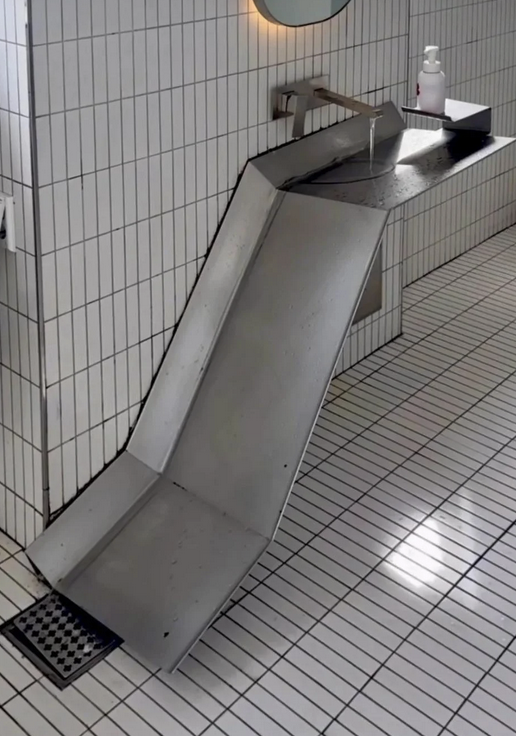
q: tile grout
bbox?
[233,258,516,612]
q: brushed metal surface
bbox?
[254,102,405,189]
[273,76,330,119]
[62,476,268,670]
[129,164,281,473]
[293,129,515,210]
[272,76,382,139]
[402,99,492,134]
[29,453,158,586]
[47,193,386,672]
[165,194,387,539]
[313,87,383,119]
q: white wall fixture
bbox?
[254,0,352,26]
[0,194,17,253]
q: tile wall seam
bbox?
[25,0,49,528]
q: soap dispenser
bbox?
[418,46,446,115]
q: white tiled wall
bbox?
[0,0,515,543]
[403,145,516,285]
[404,0,516,286]
[0,0,44,545]
[408,0,516,137]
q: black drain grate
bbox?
[1,592,122,689]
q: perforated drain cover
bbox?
[1,592,122,688]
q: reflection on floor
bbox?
[2,226,516,735]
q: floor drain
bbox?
[1,592,122,689]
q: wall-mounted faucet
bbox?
[273,76,383,139]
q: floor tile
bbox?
[3,229,516,735]
[0,708,32,736]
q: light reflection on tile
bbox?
[388,519,446,590]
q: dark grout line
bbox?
[307,247,516,475]
[435,631,516,735]
[208,369,516,735]
[326,518,516,736]
[237,270,516,606]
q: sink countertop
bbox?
[290,128,516,211]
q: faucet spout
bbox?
[272,76,384,138]
[313,88,384,120]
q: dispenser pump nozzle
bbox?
[424,45,441,72]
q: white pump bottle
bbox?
[418,45,446,115]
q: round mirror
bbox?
[254,0,352,27]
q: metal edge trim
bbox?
[25,0,49,527]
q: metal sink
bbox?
[28,101,516,673]
[291,125,510,211]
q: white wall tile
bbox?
[0,8,44,539]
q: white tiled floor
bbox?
[3,226,516,735]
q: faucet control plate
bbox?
[272,75,330,122]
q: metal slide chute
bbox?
[29,103,515,670]
[31,184,387,670]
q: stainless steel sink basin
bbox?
[310,155,396,183]
[291,127,509,210]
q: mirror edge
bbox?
[253,0,351,27]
